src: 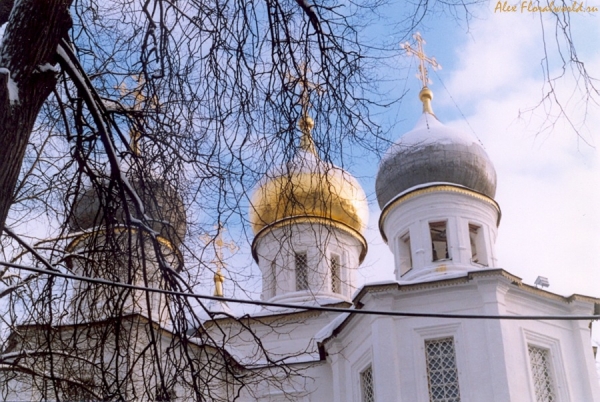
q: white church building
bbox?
[205,81,600,401]
[2,40,599,402]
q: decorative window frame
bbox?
[352,350,374,402]
[522,329,570,402]
[412,323,466,402]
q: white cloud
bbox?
[446,11,543,101]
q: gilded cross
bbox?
[286,63,325,154]
[213,224,238,269]
[118,77,146,155]
[118,75,147,111]
[200,224,238,297]
[286,63,325,116]
[401,32,441,88]
[118,75,159,156]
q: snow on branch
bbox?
[0,67,19,105]
[36,63,60,73]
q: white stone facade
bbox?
[213,270,600,401]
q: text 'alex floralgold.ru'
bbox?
[495,1,598,12]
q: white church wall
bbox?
[501,288,600,401]
[321,272,599,402]
[324,310,375,402]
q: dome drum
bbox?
[379,185,501,283]
[252,220,364,304]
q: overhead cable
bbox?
[1,260,598,321]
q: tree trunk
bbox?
[0,0,72,231]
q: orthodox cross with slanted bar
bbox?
[401,32,441,88]
[287,63,325,116]
[200,224,238,297]
[118,75,159,156]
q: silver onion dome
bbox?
[375,110,497,209]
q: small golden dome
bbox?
[249,148,368,237]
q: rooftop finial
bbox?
[119,75,159,156]
[200,223,238,297]
[214,268,225,297]
[287,63,324,155]
[401,32,441,114]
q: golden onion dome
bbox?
[249,115,369,237]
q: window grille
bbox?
[360,365,375,402]
[295,252,308,291]
[425,337,461,402]
[528,345,556,402]
[330,254,341,293]
[270,261,277,298]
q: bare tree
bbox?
[0,0,384,399]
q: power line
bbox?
[2,260,598,321]
[432,69,486,148]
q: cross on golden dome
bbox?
[401,32,441,89]
[287,63,325,114]
[287,63,325,155]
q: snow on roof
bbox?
[314,311,351,344]
[382,113,478,162]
